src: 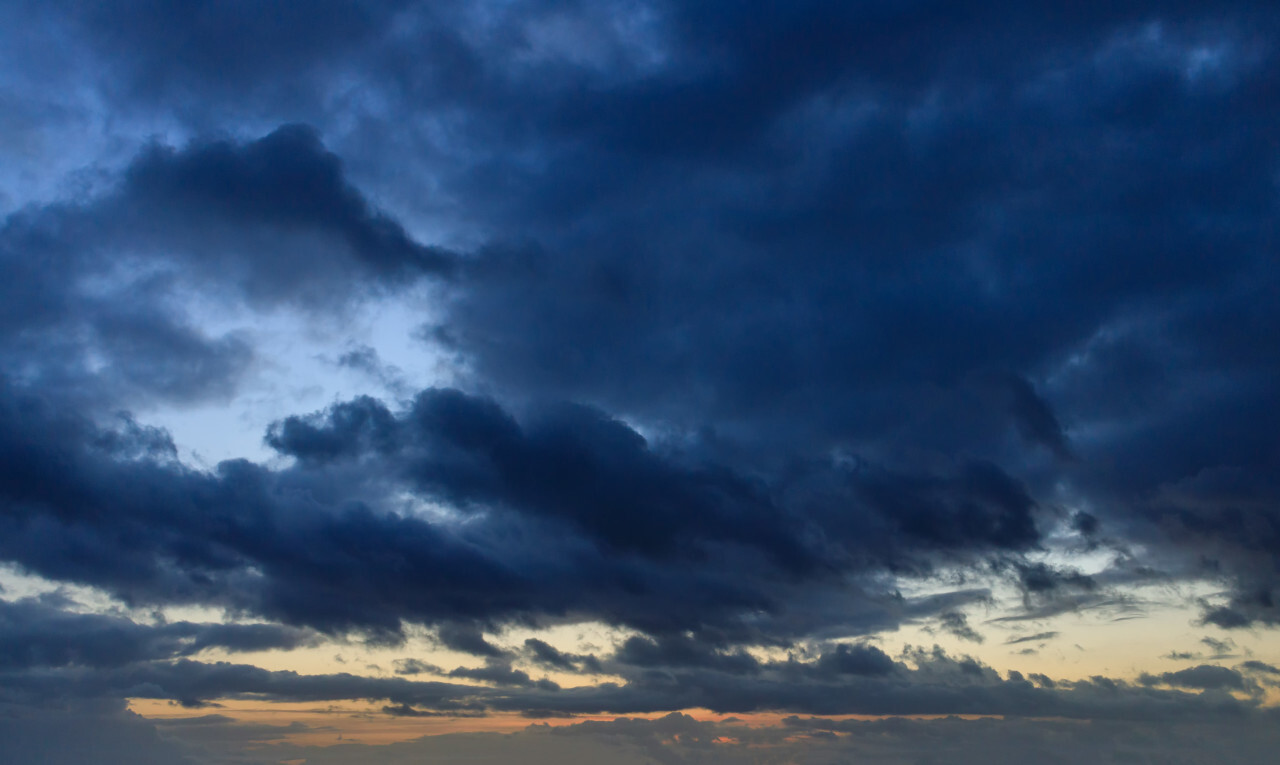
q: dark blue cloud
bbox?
[0,597,317,670]
[2,1,1280,741]
[123,124,456,280]
[0,376,1041,646]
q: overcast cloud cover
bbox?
[2,1,1280,762]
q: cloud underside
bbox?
[0,650,1271,721]
[2,0,1280,742]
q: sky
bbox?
[2,1,1280,763]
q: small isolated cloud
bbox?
[1004,632,1059,646]
[937,611,985,643]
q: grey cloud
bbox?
[392,658,443,676]
[524,638,599,674]
[937,611,985,643]
[1139,665,1254,692]
[0,597,318,671]
[614,634,763,676]
[1,648,1265,723]
[1004,631,1059,646]
[1240,660,1280,676]
[448,659,560,690]
[435,624,510,659]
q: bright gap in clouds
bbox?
[140,289,455,466]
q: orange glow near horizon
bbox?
[128,698,1016,748]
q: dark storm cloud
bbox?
[0,379,520,637]
[268,388,1051,580]
[2,376,1038,650]
[3,0,1280,742]
[4,0,1276,602]
[851,462,1039,554]
[375,0,1280,623]
[268,389,820,567]
[0,597,318,670]
[122,124,455,284]
[99,123,457,307]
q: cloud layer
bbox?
[1,2,1279,759]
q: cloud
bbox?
[1139,665,1255,693]
[271,390,824,568]
[434,623,510,659]
[4,2,1280,758]
[5,0,1277,626]
[1241,660,1280,676]
[0,597,318,670]
[392,658,443,676]
[448,659,560,690]
[1004,632,1060,646]
[0,125,456,412]
[120,124,456,287]
[524,638,596,672]
[614,634,763,676]
[1,645,1265,723]
[1,370,1067,653]
[937,611,985,643]
[0,380,846,644]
